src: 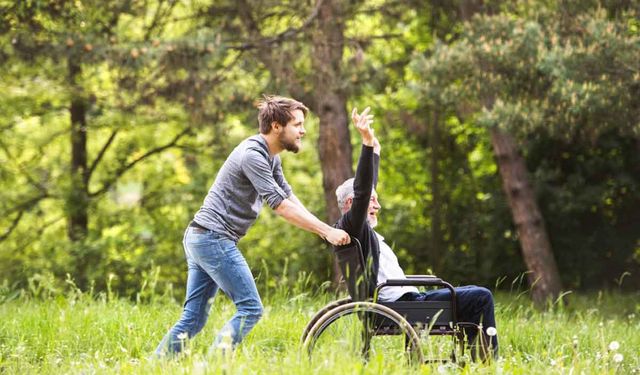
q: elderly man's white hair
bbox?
[335,178,355,210]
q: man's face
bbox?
[366,192,381,228]
[278,109,306,153]
[343,191,381,228]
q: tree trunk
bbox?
[459,0,562,305]
[490,127,562,305]
[429,111,444,273]
[310,0,353,284]
[248,0,354,284]
[67,59,89,241]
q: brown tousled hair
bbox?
[257,95,309,134]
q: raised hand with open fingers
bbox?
[351,107,375,147]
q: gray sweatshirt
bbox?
[192,135,292,241]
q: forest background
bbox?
[1,0,639,305]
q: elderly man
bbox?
[334,107,498,359]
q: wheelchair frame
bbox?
[301,238,482,364]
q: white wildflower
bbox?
[193,360,207,375]
[613,353,624,363]
[608,341,620,351]
[550,359,557,366]
[486,327,498,336]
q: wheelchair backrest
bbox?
[334,238,370,301]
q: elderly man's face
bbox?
[367,192,381,228]
[343,190,381,228]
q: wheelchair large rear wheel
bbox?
[302,301,424,364]
[300,297,352,344]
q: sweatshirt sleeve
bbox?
[241,148,289,209]
[345,145,374,234]
[272,156,293,198]
[373,153,380,190]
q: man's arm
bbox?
[373,137,380,189]
[289,193,313,215]
[274,199,350,245]
[344,107,376,234]
[241,149,350,246]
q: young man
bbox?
[334,107,498,358]
[155,96,350,356]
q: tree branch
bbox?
[88,127,192,197]
[0,211,24,242]
[0,141,49,193]
[346,33,404,43]
[12,216,64,251]
[0,193,50,242]
[229,0,323,51]
[4,193,49,216]
[143,0,179,41]
[87,130,119,182]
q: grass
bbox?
[0,284,638,374]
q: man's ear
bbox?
[271,121,281,133]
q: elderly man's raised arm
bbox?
[341,107,376,234]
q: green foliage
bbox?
[407,2,640,289]
[1,0,639,298]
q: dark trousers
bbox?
[398,285,498,357]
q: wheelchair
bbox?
[301,238,486,364]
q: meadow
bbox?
[0,277,638,374]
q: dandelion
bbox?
[608,341,620,351]
[613,353,624,363]
[486,327,498,336]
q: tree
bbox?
[0,0,231,289]
[198,0,425,281]
[411,1,640,304]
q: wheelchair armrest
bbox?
[405,274,438,279]
[381,278,444,287]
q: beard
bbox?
[279,133,300,153]
[367,215,378,228]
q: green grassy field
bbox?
[0,284,638,374]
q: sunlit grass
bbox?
[0,284,638,374]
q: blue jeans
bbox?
[155,226,263,355]
[398,285,498,357]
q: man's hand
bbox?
[351,107,375,146]
[324,227,351,246]
[274,199,351,246]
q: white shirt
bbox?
[375,232,419,302]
